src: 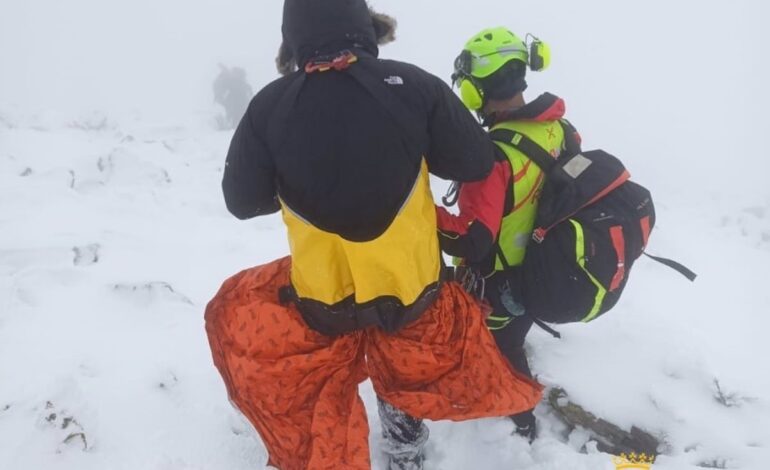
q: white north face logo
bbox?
[384,76,404,85]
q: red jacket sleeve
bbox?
[436,160,511,262]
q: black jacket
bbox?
[224,0,494,241]
[223,54,495,241]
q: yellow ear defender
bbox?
[526,34,551,72]
[452,50,486,111]
[458,76,485,111]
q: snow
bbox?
[1,0,769,469]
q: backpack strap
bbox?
[530,315,562,339]
[489,118,583,174]
[558,119,583,156]
[489,128,557,173]
[643,252,698,281]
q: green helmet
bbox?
[462,27,530,78]
[453,27,551,111]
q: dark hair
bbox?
[478,60,528,101]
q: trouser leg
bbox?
[485,274,535,377]
[485,274,539,440]
[205,258,371,469]
[490,316,534,378]
[367,281,542,455]
[378,398,428,470]
[491,318,538,441]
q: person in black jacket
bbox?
[220,1,500,468]
[213,64,253,130]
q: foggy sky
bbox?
[1,0,768,202]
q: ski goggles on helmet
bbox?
[451,50,473,85]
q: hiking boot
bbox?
[511,410,537,443]
[387,451,425,470]
[379,399,428,470]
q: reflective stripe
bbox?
[608,225,626,292]
[487,315,513,330]
[488,315,511,321]
[570,220,606,322]
[511,171,545,213]
[513,160,532,183]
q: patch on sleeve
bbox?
[562,154,592,179]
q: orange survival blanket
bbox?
[205,257,542,470]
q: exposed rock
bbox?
[548,387,661,456]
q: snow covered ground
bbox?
[1,107,768,470]
[2,1,769,469]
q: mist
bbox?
[2,0,767,204]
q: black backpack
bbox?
[490,123,696,325]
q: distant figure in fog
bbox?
[213,64,253,129]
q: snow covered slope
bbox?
[1,108,768,470]
[2,0,769,469]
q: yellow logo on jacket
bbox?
[614,453,655,470]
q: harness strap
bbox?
[530,316,562,339]
[489,119,583,173]
[489,128,557,173]
[495,243,512,271]
[643,252,698,281]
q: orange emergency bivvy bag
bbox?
[205,257,542,470]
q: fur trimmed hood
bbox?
[277,0,397,76]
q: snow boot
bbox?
[511,409,537,443]
[378,398,429,470]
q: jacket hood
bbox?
[277,0,397,76]
[484,93,566,128]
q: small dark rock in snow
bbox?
[19,168,33,177]
[158,372,180,390]
[73,244,100,266]
[62,432,88,451]
[97,155,113,173]
[697,458,730,469]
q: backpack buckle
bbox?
[532,228,547,244]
